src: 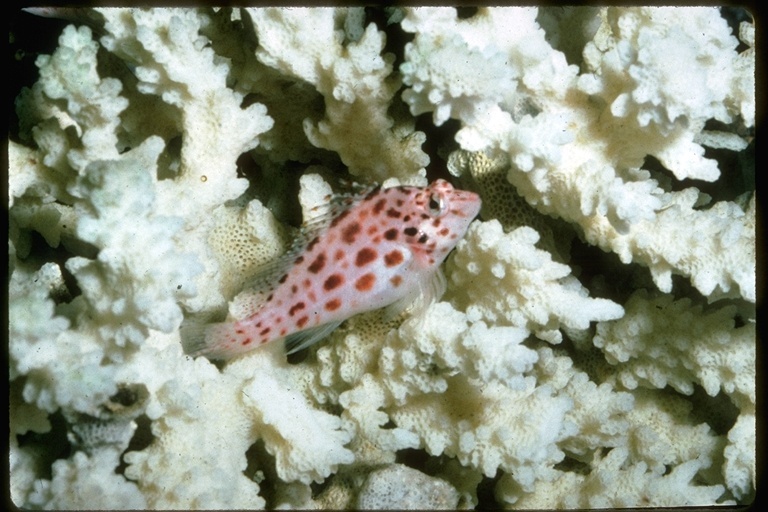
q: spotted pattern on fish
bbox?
[182,179,481,360]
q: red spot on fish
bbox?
[297,316,309,329]
[373,199,387,214]
[289,302,306,316]
[384,228,398,241]
[396,199,404,207]
[384,250,404,267]
[242,338,252,346]
[325,299,341,311]
[342,222,361,244]
[259,327,271,336]
[418,234,428,244]
[355,273,376,291]
[386,208,401,218]
[330,209,350,228]
[295,255,304,264]
[439,227,450,236]
[367,225,378,235]
[291,285,298,294]
[404,227,418,237]
[307,237,320,252]
[390,275,403,287]
[403,215,411,222]
[356,247,377,267]
[280,328,287,336]
[308,253,326,273]
[303,279,311,289]
[324,274,344,291]
[334,249,345,261]
[278,274,288,284]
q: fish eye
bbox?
[428,193,444,216]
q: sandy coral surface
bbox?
[9,6,754,509]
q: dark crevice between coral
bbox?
[643,132,754,204]
[413,115,462,183]
[244,439,279,508]
[394,447,431,471]
[156,135,182,181]
[476,469,503,509]
[115,413,154,479]
[365,7,412,68]
[18,230,84,302]
[455,7,479,20]
[7,10,69,143]
[720,6,754,53]
[555,454,591,475]
[687,386,740,436]
[15,409,72,480]
[567,234,643,307]
[234,152,306,228]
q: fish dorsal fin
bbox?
[300,181,379,237]
[284,320,344,354]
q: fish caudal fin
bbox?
[180,319,253,360]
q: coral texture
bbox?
[10,6,754,509]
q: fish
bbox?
[182,178,481,360]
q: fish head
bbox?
[401,179,481,267]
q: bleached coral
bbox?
[247,7,429,185]
[447,219,624,343]
[501,446,733,509]
[594,289,756,405]
[10,6,754,509]
[723,411,756,501]
[401,7,755,301]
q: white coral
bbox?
[26,451,146,509]
[228,346,355,485]
[502,446,733,508]
[723,411,756,501]
[447,220,624,343]
[594,289,755,405]
[247,7,428,184]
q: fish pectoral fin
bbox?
[284,320,343,354]
[383,268,447,321]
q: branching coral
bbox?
[246,7,429,185]
[594,289,756,405]
[447,219,624,343]
[10,6,754,509]
[401,7,755,301]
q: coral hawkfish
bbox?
[182,179,481,359]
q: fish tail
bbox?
[180,319,253,360]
